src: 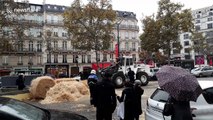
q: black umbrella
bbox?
[156,66,202,101]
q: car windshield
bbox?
[202,87,213,104]
[0,99,47,120]
[150,88,170,103]
[194,68,201,71]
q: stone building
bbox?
[0,2,140,76]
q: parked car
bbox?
[0,97,88,120]
[145,80,213,120]
[191,66,213,77]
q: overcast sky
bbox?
[26,0,213,33]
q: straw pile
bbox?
[29,76,55,99]
[40,80,89,104]
[54,78,77,83]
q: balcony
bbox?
[113,25,139,31]
[51,47,86,54]
[2,63,8,66]
[1,48,41,54]
[45,20,64,26]
[17,62,23,65]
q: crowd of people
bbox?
[87,68,144,120]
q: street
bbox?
[116,77,213,111]
[26,77,212,120]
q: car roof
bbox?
[198,81,213,89]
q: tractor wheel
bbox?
[112,72,125,88]
[136,72,149,86]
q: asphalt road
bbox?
[26,77,212,120]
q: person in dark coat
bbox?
[16,74,25,90]
[93,71,116,120]
[117,81,135,120]
[133,80,144,120]
[87,69,98,105]
[127,68,135,83]
[170,97,193,120]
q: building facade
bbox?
[0,2,140,76]
[173,5,213,66]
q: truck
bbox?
[100,56,152,88]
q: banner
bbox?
[115,44,118,58]
[195,55,204,65]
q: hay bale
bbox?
[29,76,55,99]
[81,80,89,88]
[40,80,89,104]
[55,78,76,83]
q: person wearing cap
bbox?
[87,69,99,105]
[93,71,116,120]
[133,80,144,120]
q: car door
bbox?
[190,87,213,120]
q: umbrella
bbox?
[156,66,202,102]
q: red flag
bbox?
[115,44,118,58]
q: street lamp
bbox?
[116,12,128,59]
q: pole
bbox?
[117,23,120,58]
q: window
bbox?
[62,41,67,50]
[197,14,200,18]
[62,32,67,37]
[28,56,33,64]
[209,12,213,16]
[18,56,23,64]
[53,41,58,49]
[62,55,67,63]
[82,55,86,63]
[195,25,200,31]
[173,49,180,54]
[97,53,100,62]
[208,23,213,29]
[54,54,58,63]
[2,56,8,64]
[110,43,113,51]
[132,42,136,51]
[30,5,35,12]
[37,55,42,64]
[208,17,213,21]
[132,54,136,61]
[184,41,190,46]
[37,41,42,52]
[184,48,191,53]
[196,20,200,23]
[29,41,33,51]
[18,41,23,51]
[185,55,191,60]
[110,54,114,61]
[125,42,129,50]
[103,54,107,62]
[47,54,51,63]
[183,34,189,39]
[53,32,58,37]
[87,55,91,63]
[73,55,78,63]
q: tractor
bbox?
[101,56,151,88]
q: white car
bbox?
[145,80,213,120]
